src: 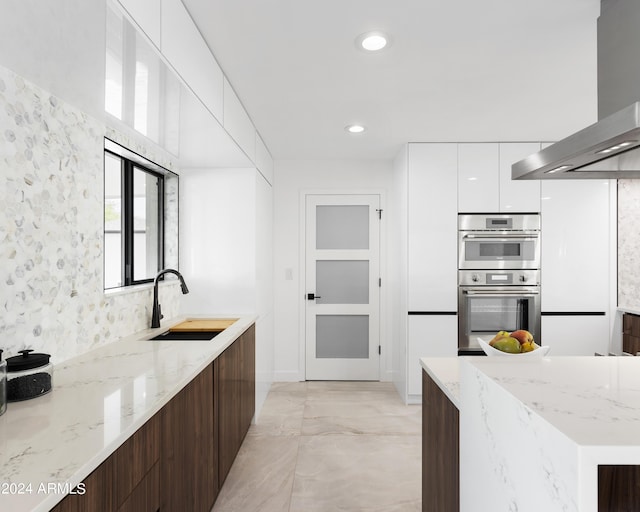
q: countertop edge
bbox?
[420,357,460,409]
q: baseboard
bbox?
[273,370,303,382]
[407,393,422,405]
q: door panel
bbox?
[305,194,380,380]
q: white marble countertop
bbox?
[0,314,256,512]
[466,356,640,450]
[422,355,640,449]
[420,357,460,408]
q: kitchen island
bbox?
[0,314,256,512]
[421,356,640,512]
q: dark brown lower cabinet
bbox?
[51,324,255,512]
[422,370,459,512]
[215,324,256,488]
[622,313,640,355]
[160,363,216,512]
[599,465,640,511]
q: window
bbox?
[104,140,171,289]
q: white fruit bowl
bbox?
[477,338,550,357]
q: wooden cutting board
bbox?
[169,319,238,332]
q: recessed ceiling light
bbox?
[355,31,390,52]
[345,124,366,134]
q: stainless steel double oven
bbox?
[458,214,541,355]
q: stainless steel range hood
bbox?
[513,0,640,180]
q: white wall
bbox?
[273,159,394,381]
[179,167,274,417]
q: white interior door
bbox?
[305,194,380,380]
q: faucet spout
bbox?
[151,268,189,328]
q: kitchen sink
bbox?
[150,330,222,341]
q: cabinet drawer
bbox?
[623,334,640,356]
[623,313,640,337]
[111,414,160,508]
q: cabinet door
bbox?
[118,0,160,47]
[216,337,242,486]
[407,315,458,397]
[407,144,458,312]
[541,180,611,312]
[498,143,541,213]
[161,0,224,120]
[240,325,256,433]
[224,78,256,161]
[541,315,610,355]
[161,364,216,512]
[215,326,256,487]
[458,143,499,213]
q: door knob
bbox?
[307,293,322,300]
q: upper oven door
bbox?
[458,232,540,269]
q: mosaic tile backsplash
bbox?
[618,179,640,309]
[0,65,182,364]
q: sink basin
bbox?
[150,330,222,341]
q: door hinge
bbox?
[378,277,382,287]
[376,208,383,219]
[378,345,381,355]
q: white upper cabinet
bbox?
[118,0,160,47]
[223,78,256,162]
[541,179,611,312]
[161,0,224,121]
[459,143,541,213]
[255,133,274,185]
[407,143,458,311]
[458,144,500,212]
[498,143,541,213]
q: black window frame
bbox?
[104,141,167,289]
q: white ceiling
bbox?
[182,0,601,161]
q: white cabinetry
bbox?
[458,144,499,212]
[541,180,611,312]
[540,179,613,355]
[407,315,457,397]
[459,143,541,213]
[541,315,609,356]
[223,78,256,161]
[403,143,458,403]
[118,0,160,47]
[407,143,458,311]
[161,0,224,121]
[498,143,541,212]
[255,134,274,185]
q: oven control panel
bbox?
[459,270,540,286]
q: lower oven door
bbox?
[458,287,541,354]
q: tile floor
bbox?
[211,381,422,512]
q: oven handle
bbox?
[462,289,539,297]
[461,233,539,240]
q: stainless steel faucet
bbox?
[151,268,189,328]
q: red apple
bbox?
[510,329,533,346]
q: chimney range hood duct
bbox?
[513,0,640,180]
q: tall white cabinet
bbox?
[540,179,613,355]
[405,144,458,401]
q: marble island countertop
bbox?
[0,314,256,512]
[421,355,640,512]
